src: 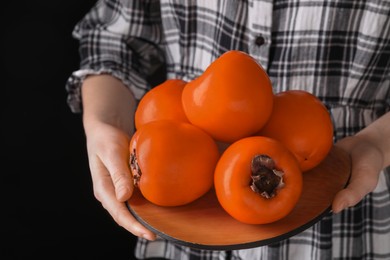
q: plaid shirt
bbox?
[66,0,390,259]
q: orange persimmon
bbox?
[135,79,189,129]
[214,136,303,224]
[129,120,220,207]
[258,90,334,172]
[182,50,274,143]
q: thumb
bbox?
[104,150,135,202]
[332,142,382,213]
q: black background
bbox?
[2,1,138,259]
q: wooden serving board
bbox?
[127,146,351,250]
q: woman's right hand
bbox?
[81,74,156,240]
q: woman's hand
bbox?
[332,112,390,213]
[332,135,383,213]
[81,74,156,240]
[85,122,156,240]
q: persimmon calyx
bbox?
[250,154,285,199]
[129,148,141,187]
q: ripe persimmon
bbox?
[135,79,189,129]
[182,50,273,143]
[214,136,303,224]
[129,120,220,207]
[258,90,334,172]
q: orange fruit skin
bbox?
[135,79,189,129]
[214,136,303,224]
[130,120,220,207]
[182,50,274,143]
[258,90,334,172]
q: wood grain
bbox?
[127,146,351,250]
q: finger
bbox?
[332,186,365,214]
[100,180,156,240]
[90,160,156,240]
[99,144,135,202]
[332,143,382,213]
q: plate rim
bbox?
[126,202,336,250]
[126,146,351,250]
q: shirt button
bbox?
[255,36,265,46]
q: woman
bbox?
[66,0,390,259]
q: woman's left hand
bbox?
[332,135,384,213]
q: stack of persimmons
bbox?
[129,50,334,224]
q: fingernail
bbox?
[142,233,154,240]
[334,202,346,214]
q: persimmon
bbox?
[258,90,334,172]
[214,136,303,224]
[182,50,273,143]
[135,79,189,129]
[129,120,220,207]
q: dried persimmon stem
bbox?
[250,154,285,199]
[129,148,142,187]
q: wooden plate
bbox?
[126,146,351,250]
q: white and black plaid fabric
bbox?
[66,0,390,259]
